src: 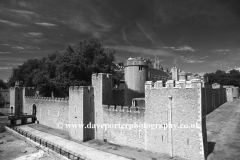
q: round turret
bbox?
[124,57,148,93]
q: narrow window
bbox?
[18,94,19,100]
[139,66,143,71]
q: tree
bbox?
[204,69,240,87]
[0,79,8,89]
[8,38,116,97]
[8,59,40,87]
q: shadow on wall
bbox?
[124,88,144,106]
[207,141,216,156]
[112,90,125,106]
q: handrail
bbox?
[11,126,90,160]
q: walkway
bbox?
[207,99,240,160]
[17,125,129,160]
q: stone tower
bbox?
[124,57,148,93]
[171,66,180,81]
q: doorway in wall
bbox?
[32,104,36,115]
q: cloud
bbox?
[12,46,24,50]
[195,72,206,76]
[108,45,175,57]
[173,57,179,67]
[179,56,204,63]
[135,22,154,43]
[28,32,43,37]
[0,52,11,55]
[0,19,26,27]
[6,63,23,66]
[0,56,25,63]
[0,67,12,70]
[164,45,196,52]
[200,56,208,59]
[122,27,133,46]
[9,9,39,19]
[1,44,11,46]
[153,0,237,27]
[211,49,230,54]
[35,22,58,27]
[210,60,234,67]
[10,0,35,9]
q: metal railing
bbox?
[11,126,90,160]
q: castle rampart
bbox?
[15,72,237,160]
[24,96,69,131]
[69,86,94,141]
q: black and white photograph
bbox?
[0,0,240,160]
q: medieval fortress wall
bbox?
[24,96,69,131]
[10,72,236,159]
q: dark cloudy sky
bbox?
[1,0,240,81]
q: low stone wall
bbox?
[0,116,8,132]
[0,108,11,114]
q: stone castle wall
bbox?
[17,73,234,160]
[112,89,124,105]
[124,65,148,93]
[10,87,23,114]
[145,80,207,160]
[102,105,145,149]
[203,87,226,114]
[24,96,69,131]
[69,86,94,141]
[100,79,208,159]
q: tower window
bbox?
[139,66,143,71]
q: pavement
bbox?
[18,124,184,160]
[206,99,240,160]
[17,125,130,160]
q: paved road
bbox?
[207,99,240,160]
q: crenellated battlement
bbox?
[69,86,93,92]
[25,96,69,102]
[103,105,144,114]
[25,87,35,90]
[145,79,202,89]
[92,73,112,80]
